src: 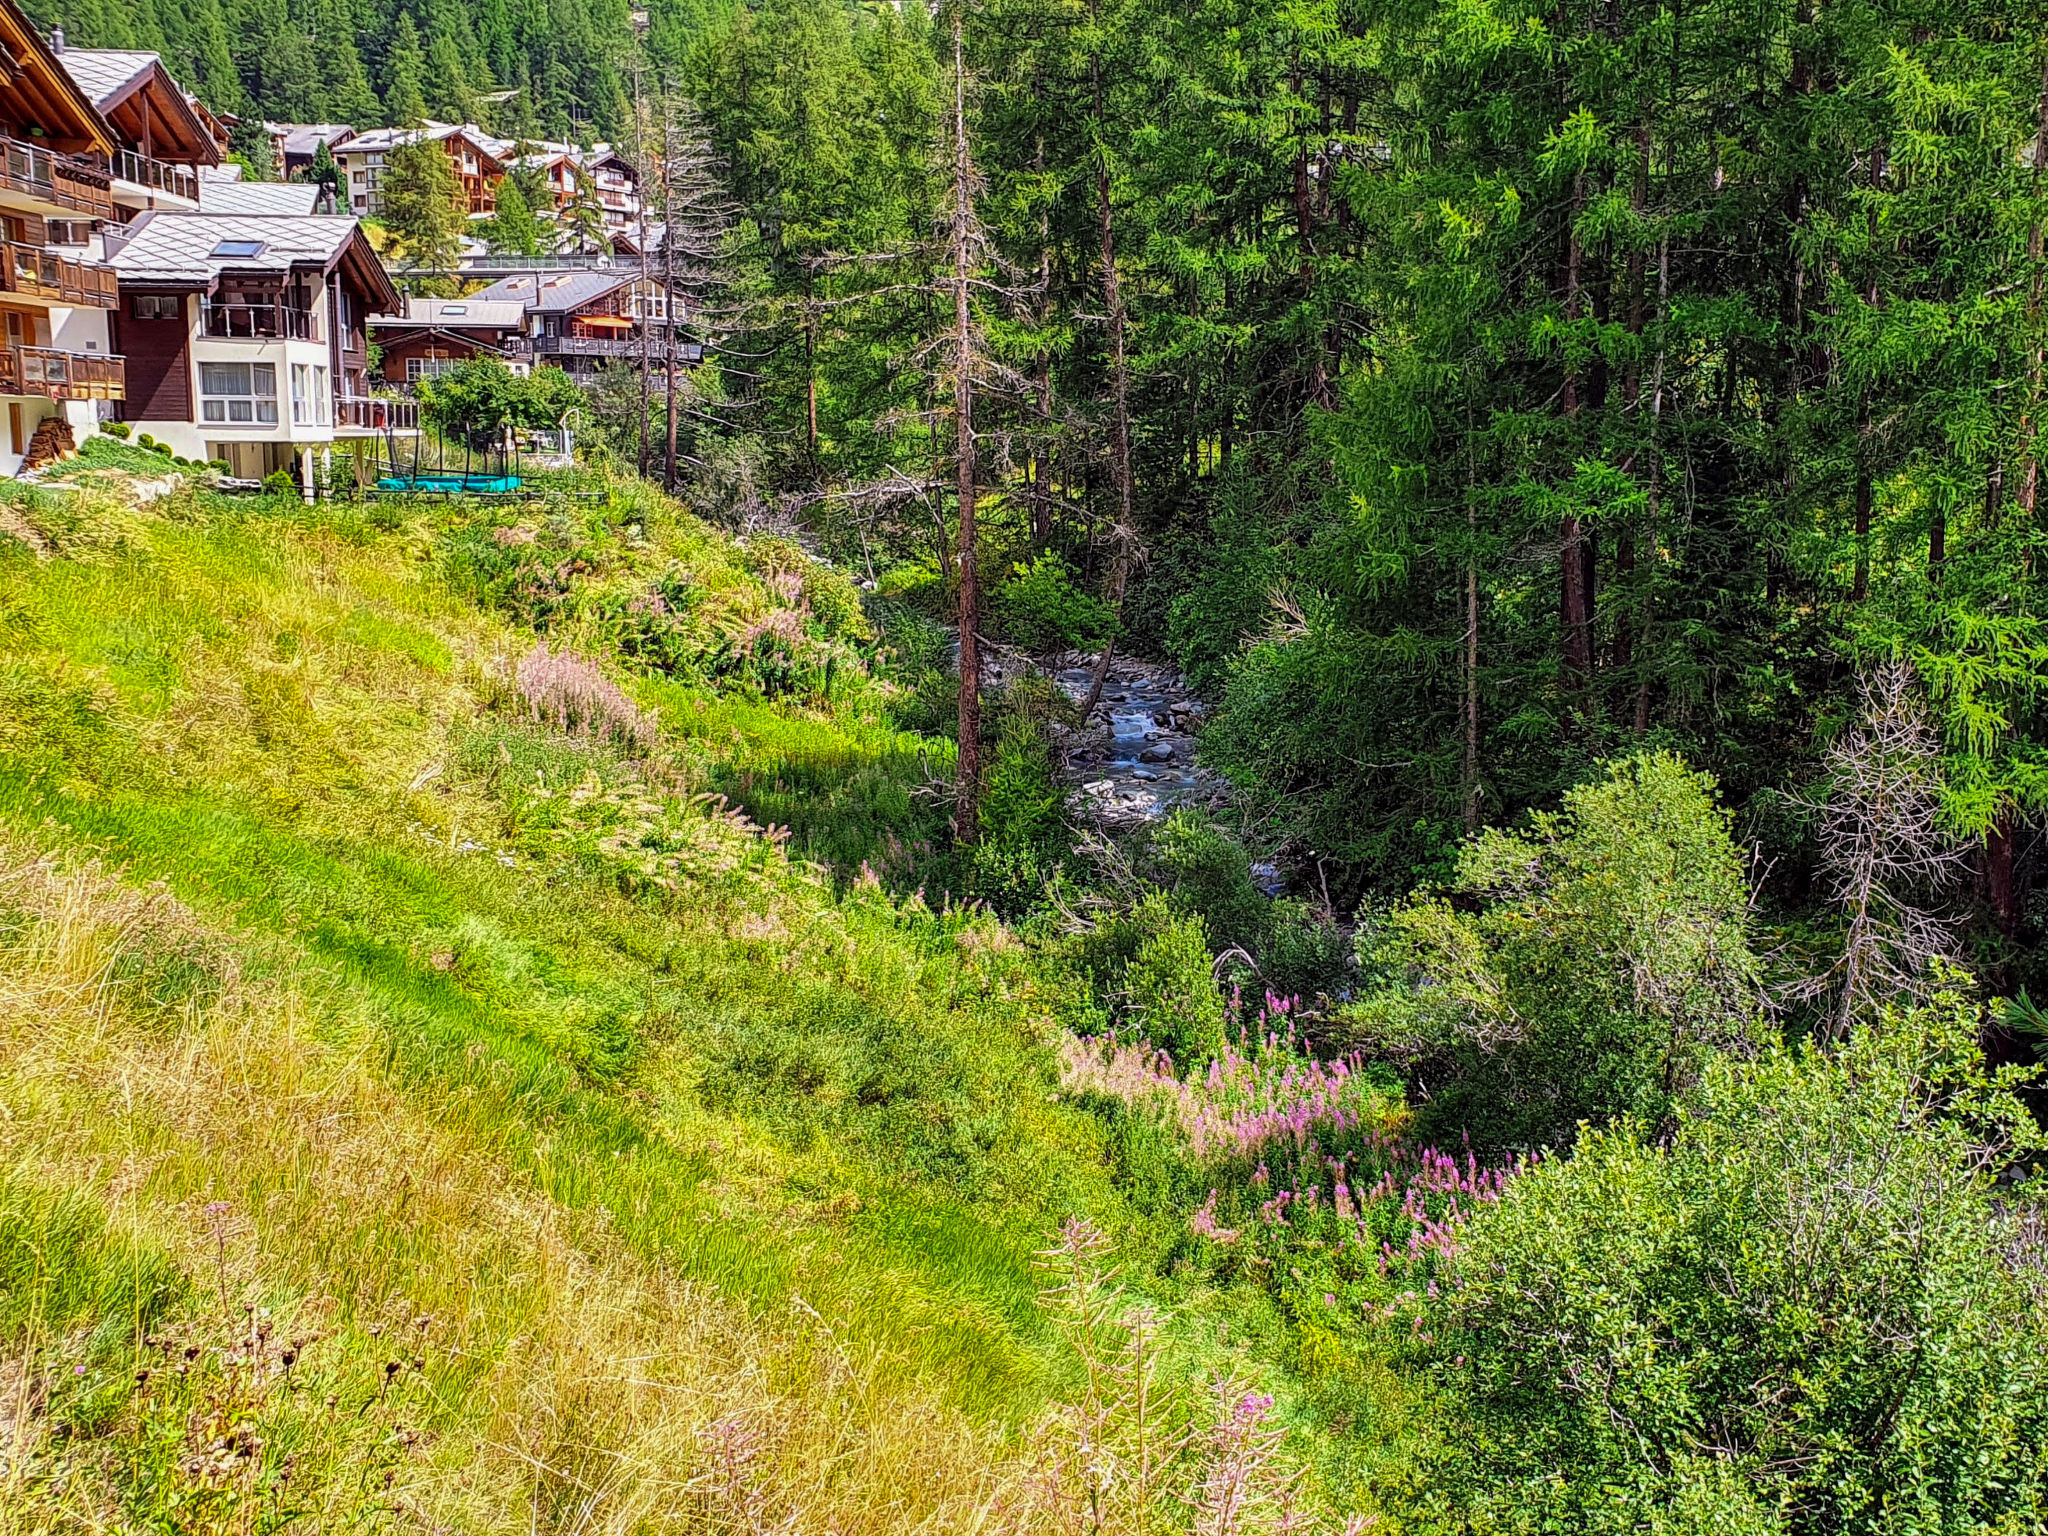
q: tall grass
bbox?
[0,481,1371,1530]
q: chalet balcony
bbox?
[335,395,419,431]
[97,148,201,203]
[0,345,124,401]
[538,334,701,360]
[202,301,319,342]
[0,138,115,220]
[0,242,118,308]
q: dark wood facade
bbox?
[111,290,190,420]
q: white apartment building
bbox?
[106,210,404,485]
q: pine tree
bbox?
[485,172,542,255]
[314,0,381,127]
[556,162,606,253]
[305,137,341,193]
[381,134,466,292]
[425,30,475,124]
[384,12,430,127]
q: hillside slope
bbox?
[0,472,1135,1529]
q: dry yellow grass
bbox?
[0,847,1029,1532]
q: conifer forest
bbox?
[6,0,2048,1532]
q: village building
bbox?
[197,177,334,216]
[266,123,354,180]
[368,296,529,385]
[0,0,123,473]
[55,40,224,212]
[500,143,642,236]
[333,123,504,218]
[464,267,696,381]
[106,210,405,485]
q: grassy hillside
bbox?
[0,471,1173,1530]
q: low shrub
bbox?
[99,420,130,439]
[995,552,1115,653]
[1121,894,1228,1065]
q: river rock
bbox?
[1132,767,1160,781]
[1139,744,1174,763]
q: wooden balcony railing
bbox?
[0,138,115,219]
[335,395,419,431]
[202,301,319,341]
[1,241,118,308]
[0,345,124,401]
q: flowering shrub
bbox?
[1061,995,1520,1312]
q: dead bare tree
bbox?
[651,93,741,491]
[1798,661,1967,1035]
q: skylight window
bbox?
[210,240,266,259]
[441,304,468,315]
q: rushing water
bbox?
[1050,655,1217,825]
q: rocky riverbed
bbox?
[1047,652,1221,826]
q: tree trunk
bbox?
[1560,170,1593,687]
[949,11,982,846]
[1464,421,1481,833]
[662,109,681,491]
[1853,467,1871,601]
[1081,41,1137,722]
[2020,56,2048,520]
[1987,811,2019,943]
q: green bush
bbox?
[99,421,129,439]
[262,468,298,495]
[1121,893,1228,1064]
[134,433,157,450]
[1351,751,1765,1150]
[1414,995,2048,1536]
[1145,812,1353,1003]
[995,552,1115,653]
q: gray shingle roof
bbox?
[266,123,356,158]
[388,297,529,328]
[199,180,324,216]
[464,269,634,313]
[108,211,363,285]
[57,49,159,109]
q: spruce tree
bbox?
[425,30,475,124]
[485,173,542,255]
[384,12,430,127]
[314,0,381,127]
[382,134,466,292]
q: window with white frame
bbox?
[314,365,329,424]
[291,363,310,423]
[200,361,278,424]
[406,355,459,381]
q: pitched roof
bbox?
[198,180,326,216]
[107,210,398,320]
[59,48,220,164]
[464,268,635,313]
[387,296,528,328]
[266,123,354,158]
[56,48,157,108]
[0,0,116,156]
[335,121,503,167]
